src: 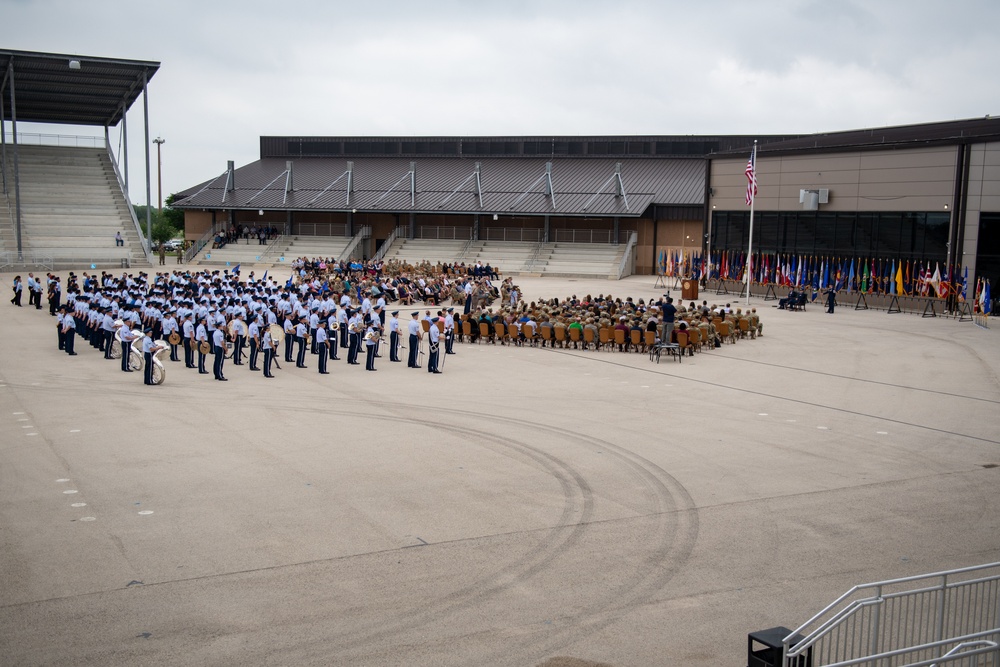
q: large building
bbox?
[174,118,1000,294]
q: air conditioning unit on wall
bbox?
[800,188,830,210]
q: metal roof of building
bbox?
[712,117,1000,158]
[174,156,705,217]
[0,49,159,126]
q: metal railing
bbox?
[552,228,630,244]
[294,222,348,236]
[783,562,1000,667]
[338,226,371,262]
[523,243,548,272]
[105,145,151,264]
[183,225,222,264]
[373,226,405,263]
[482,227,543,242]
[3,131,106,149]
[616,231,637,279]
[414,225,472,240]
[256,235,287,264]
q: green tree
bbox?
[133,203,181,245]
[164,193,185,232]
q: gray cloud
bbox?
[2,0,996,199]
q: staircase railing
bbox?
[615,231,638,279]
[783,562,1000,667]
[338,225,371,262]
[373,226,405,263]
[105,145,152,264]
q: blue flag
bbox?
[232,263,240,274]
[985,281,992,314]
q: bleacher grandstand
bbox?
[1,145,148,269]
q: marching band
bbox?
[23,268,452,386]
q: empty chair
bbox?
[583,327,596,351]
[598,327,612,351]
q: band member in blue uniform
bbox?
[388,310,401,362]
[212,323,228,381]
[142,327,156,385]
[427,317,442,374]
[407,311,421,368]
[262,327,276,378]
[316,320,330,374]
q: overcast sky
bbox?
[3,0,997,202]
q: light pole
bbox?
[153,136,165,211]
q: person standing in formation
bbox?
[316,320,330,374]
[212,321,228,381]
[142,326,157,385]
[247,318,260,371]
[407,311,421,368]
[427,317,442,374]
[388,310,401,362]
[261,326,276,378]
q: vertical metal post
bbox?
[613,217,620,245]
[142,70,152,255]
[121,102,129,195]
[871,586,882,660]
[409,161,416,208]
[937,575,948,643]
[544,215,550,244]
[408,212,415,239]
[153,136,165,210]
[473,214,479,241]
[8,59,23,260]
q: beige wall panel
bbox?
[775,154,863,172]
[711,146,960,212]
[184,211,212,240]
[859,146,957,170]
[857,166,956,184]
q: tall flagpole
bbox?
[745,140,757,306]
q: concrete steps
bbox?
[4,145,150,268]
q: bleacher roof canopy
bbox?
[0,49,160,126]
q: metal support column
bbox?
[544,215,550,243]
[7,59,23,260]
[142,70,152,255]
[121,101,129,195]
[347,210,354,237]
[473,214,479,241]
[409,212,416,239]
[613,217,620,245]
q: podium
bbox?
[682,279,699,301]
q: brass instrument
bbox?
[198,340,211,355]
[168,332,181,345]
[267,324,283,347]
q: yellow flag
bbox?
[895,262,904,295]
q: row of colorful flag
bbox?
[704,251,993,305]
[656,248,703,278]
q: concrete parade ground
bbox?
[1,270,999,667]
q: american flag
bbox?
[745,147,757,206]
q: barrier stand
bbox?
[715,279,729,295]
[922,300,938,318]
[653,273,667,289]
[854,293,869,310]
[763,284,778,301]
[887,295,901,314]
[958,302,974,322]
